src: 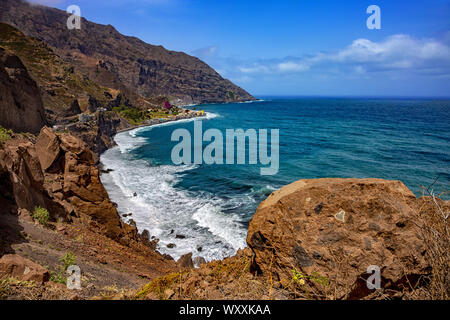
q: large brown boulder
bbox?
[0,254,50,283]
[247,178,430,299]
[0,47,46,134]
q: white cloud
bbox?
[277,61,310,73]
[192,46,218,59]
[232,34,450,78]
[239,64,269,74]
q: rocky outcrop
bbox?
[64,111,131,162]
[177,253,194,269]
[0,47,46,133]
[1,0,255,105]
[247,178,435,299]
[0,127,139,242]
[0,254,50,284]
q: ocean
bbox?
[100,97,450,262]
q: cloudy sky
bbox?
[28,0,450,97]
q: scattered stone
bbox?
[140,229,150,241]
[314,203,323,214]
[177,253,194,269]
[128,219,136,228]
[78,113,94,124]
[70,294,80,300]
[0,254,50,284]
[167,243,176,249]
[175,234,186,239]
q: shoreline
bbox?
[98,109,235,262]
[115,110,204,135]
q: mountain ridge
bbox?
[0,0,255,105]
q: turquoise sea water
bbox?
[100,98,450,261]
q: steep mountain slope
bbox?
[0,47,46,133]
[0,0,255,105]
[0,23,111,118]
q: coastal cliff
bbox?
[0,2,447,301]
[0,128,178,298]
[0,0,255,105]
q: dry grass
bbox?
[414,182,449,300]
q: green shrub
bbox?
[0,126,13,143]
[49,272,66,285]
[60,251,76,271]
[32,206,49,226]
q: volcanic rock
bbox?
[247,178,432,299]
[0,48,46,133]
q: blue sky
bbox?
[29,0,450,97]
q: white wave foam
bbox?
[205,112,220,119]
[100,121,247,262]
[115,131,147,154]
[127,112,219,137]
[237,99,265,104]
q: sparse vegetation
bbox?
[32,206,50,226]
[49,252,77,285]
[113,105,176,125]
[136,271,187,300]
[49,272,66,285]
[60,251,76,271]
[113,105,147,124]
[0,126,13,143]
[414,181,449,300]
[0,278,8,298]
[0,278,36,298]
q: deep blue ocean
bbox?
[100,98,450,262]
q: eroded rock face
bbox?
[0,48,46,133]
[247,178,431,299]
[0,127,137,242]
[35,127,61,172]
